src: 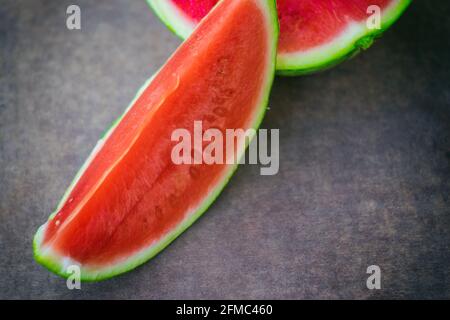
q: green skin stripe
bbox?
[33,0,279,282]
[147,0,411,76]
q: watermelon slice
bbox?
[34,0,278,281]
[148,0,411,75]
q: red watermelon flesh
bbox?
[172,0,391,53]
[149,0,410,74]
[34,0,278,280]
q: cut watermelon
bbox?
[34,0,278,281]
[148,0,411,75]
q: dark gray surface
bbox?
[0,0,449,299]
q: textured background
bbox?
[0,0,449,299]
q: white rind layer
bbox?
[34,0,279,281]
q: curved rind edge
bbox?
[148,0,411,76]
[146,0,195,40]
[33,0,279,282]
[276,0,412,76]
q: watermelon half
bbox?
[34,0,278,281]
[148,0,411,75]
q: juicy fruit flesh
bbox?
[42,0,269,266]
[173,0,391,52]
[277,0,391,52]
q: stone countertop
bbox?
[0,0,449,299]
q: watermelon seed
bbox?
[222,88,235,98]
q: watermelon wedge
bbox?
[34,0,278,281]
[148,0,411,75]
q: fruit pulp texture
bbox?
[172,0,391,52]
[43,0,270,266]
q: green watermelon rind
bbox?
[147,0,411,76]
[147,0,196,39]
[276,0,412,75]
[33,0,279,282]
